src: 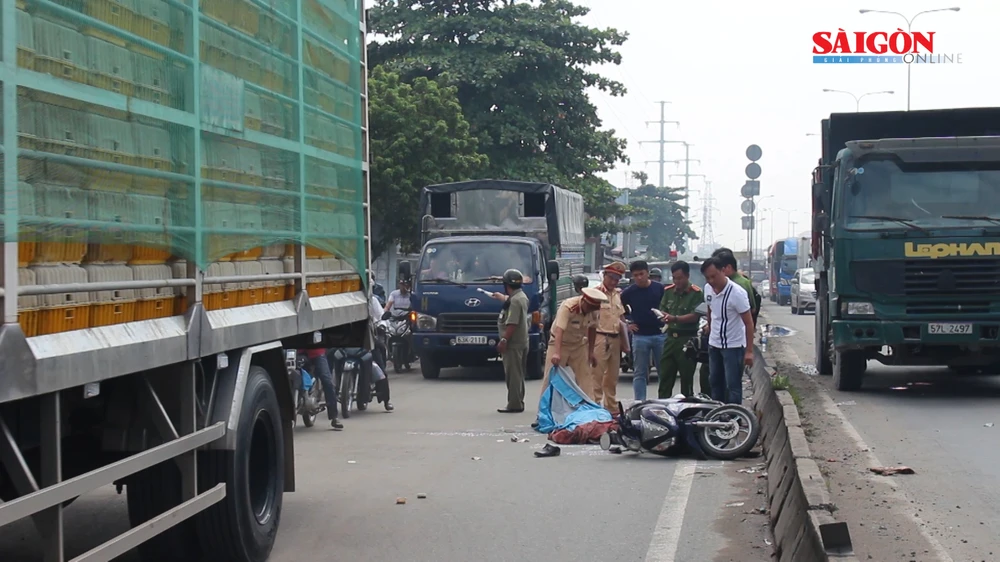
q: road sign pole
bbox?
[742,145,762,278]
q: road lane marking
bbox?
[645,460,697,562]
[776,339,954,562]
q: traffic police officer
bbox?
[497,269,530,413]
[593,262,627,410]
[658,261,704,398]
[540,287,607,398]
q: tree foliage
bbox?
[369,0,630,237]
[368,65,488,257]
[627,171,697,257]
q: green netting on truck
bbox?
[0,0,366,273]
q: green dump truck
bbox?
[812,108,1000,391]
[0,0,370,559]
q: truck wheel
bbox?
[815,281,833,376]
[421,355,441,379]
[833,350,866,391]
[197,366,284,562]
[126,462,202,561]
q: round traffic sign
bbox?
[746,144,762,161]
[745,162,761,179]
[741,199,756,214]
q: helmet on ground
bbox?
[572,274,589,292]
[503,268,524,287]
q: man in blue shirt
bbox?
[620,260,666,400]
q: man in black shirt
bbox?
[620,261,666,401]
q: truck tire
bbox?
[833,350,866,391]
[421,355,441,379]
[815,280,833,376]
[197,365,284,562]
[126,462,202,561]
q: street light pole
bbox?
[822,88,894,111]
[859,7,960,110]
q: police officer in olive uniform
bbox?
[497,269,530,413]
[658,261,704,398]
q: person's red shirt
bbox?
[302,349,326,359]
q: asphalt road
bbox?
[0,363,773,562]
[761,300,1000,562]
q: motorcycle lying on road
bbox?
[286,350,326,427]
[600,396,760,460]
[329,347,374,418]
[379,307,414,373]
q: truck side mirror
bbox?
[547,260,560,281]
[398,260,412,280]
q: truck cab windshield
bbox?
[842,156,1000,228]
[418,241,536,284]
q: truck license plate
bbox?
[455,335,488,345]
[928,323,973,335]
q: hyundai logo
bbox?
[465,298,481,307]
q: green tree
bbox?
[368,65,488,257]
[627,171,697,257]
[369,0,630,237]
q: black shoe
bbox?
[497,408,524,413]
[531,422,539,429]
[330,418,344,430]
[384,402,394,412]
[534,444,561,458]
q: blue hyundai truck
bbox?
[404,180,587,380]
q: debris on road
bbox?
[608,446,622,454]
[511,436,518,442]
[471,456,482,461]
[417,493,427,499]
[520,438,530,443]
[497,439,505,442]
[347,460,357,464]
[396,497,406,505]
[834,400,857,407]
[985,423,994,428]
[870,466,915,476]
[726,502,745,507]
[739,464,766,474]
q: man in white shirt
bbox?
[700,258,755,404]
[385,279,412,315]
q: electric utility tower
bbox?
[639,101,679,188]
[667,150,700,218]
[701,180,716,248]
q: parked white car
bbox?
[790,268,816,315]
[760,279,771,299]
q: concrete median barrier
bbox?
[750,345,859,562]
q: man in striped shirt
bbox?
[700,258,755,404]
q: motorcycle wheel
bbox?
[339,369,354,419]
[300,390,316,428]
[695,404,760,461]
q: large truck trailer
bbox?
[0,0,370,559]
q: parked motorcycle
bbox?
[329,347,373,418]
[380,307,414,373]
[599,397,760,460]
[286,350,326,427]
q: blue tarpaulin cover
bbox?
[535,366,612,434]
